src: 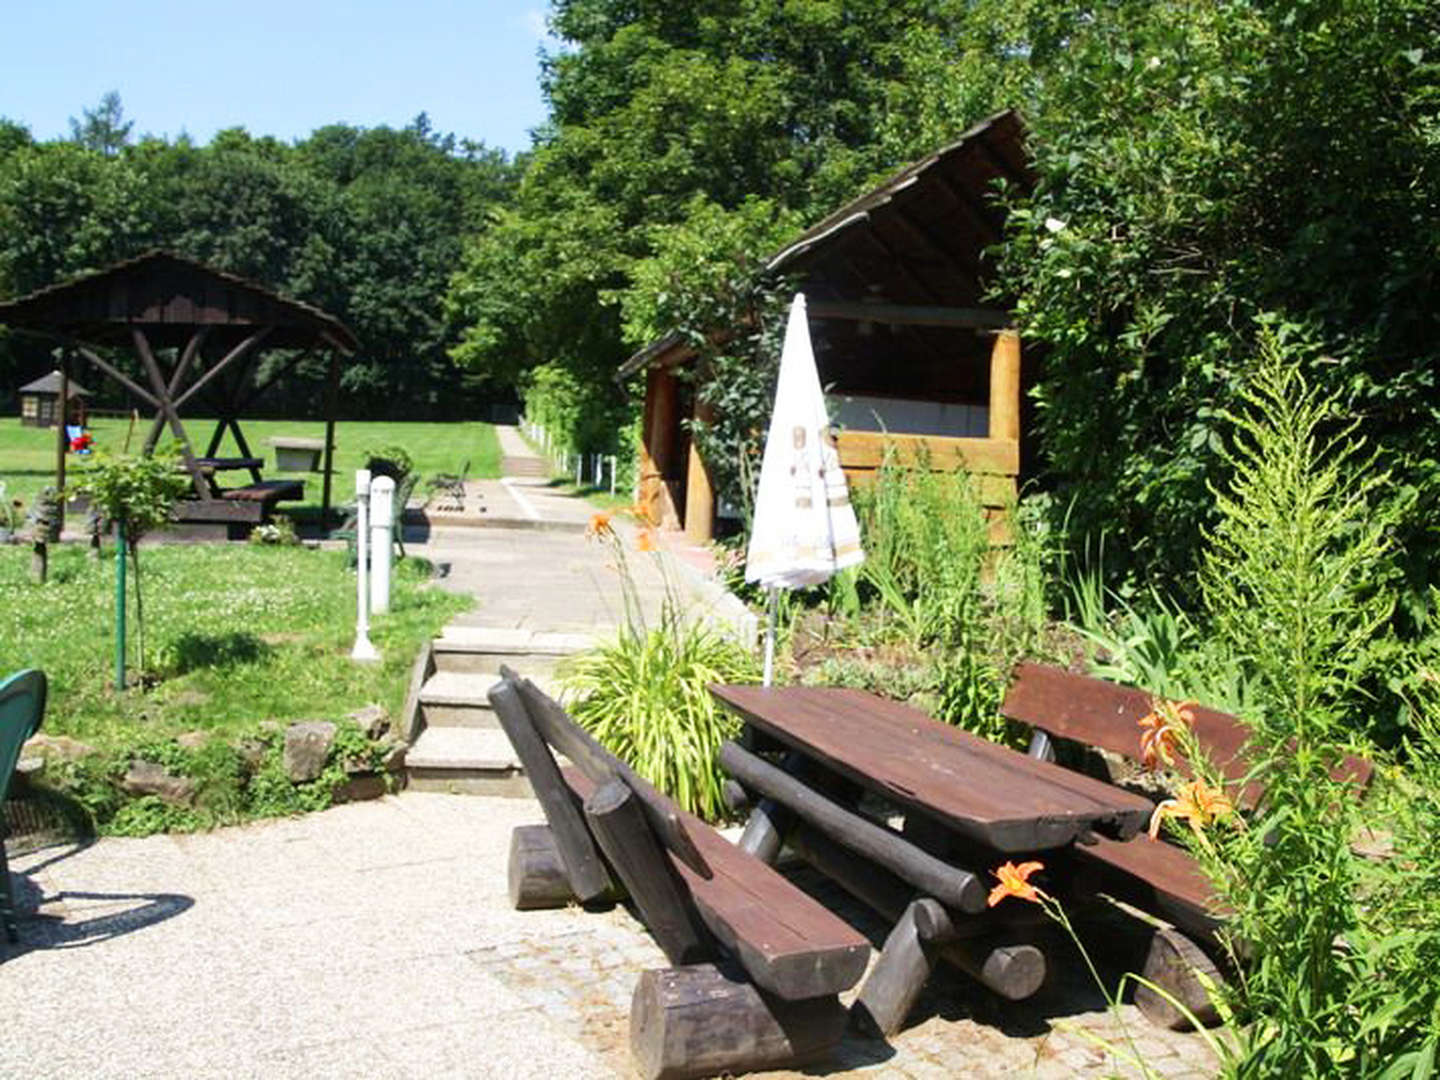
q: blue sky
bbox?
[2,0,559,155]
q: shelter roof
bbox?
[0,250,358,354]
[18,370,91,397]
[617,109,1033,397]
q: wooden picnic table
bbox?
[711,685,1154,853]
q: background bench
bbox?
[488,667,869,1080]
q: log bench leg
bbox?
[630,964,847,1080]
[584,778,710,965]
[508,824,576,911]
[1133,925,1225,1030]
[854,898,1048,1038]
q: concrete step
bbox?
[418,669,565,727]
[418,670,502,727]
[403,727,531,797]
[432,627,594,676]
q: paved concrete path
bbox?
[2,795,1218,1079]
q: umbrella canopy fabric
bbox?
[746,294,864,589]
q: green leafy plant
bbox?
[563,517,758,821]
[248,515,299,546]
[361,444,414,482]
[71,443,192,678]
[1181,329,1423,1074]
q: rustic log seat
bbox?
[219,479,305,504]
[487,667,869,1080]
[999,662,1376,1028]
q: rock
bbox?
[176,730,210,751]
[236,739,268,772]
[122,760,197,806]
[23,733,97,764]
[379,739,407,773]
[332,773,388,804]
[347,704,389,740]
[283,721,337,782]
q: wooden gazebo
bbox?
[18,370,91,428]
[618,110,1034,543]
[0,251,358,531]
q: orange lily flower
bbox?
[585,511,614,540]
[987,860,1047,907]
[635,527,658,552]
[1149,778,1236,840]
[1138,698,1194,771]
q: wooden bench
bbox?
[1000,662,1376,1027]
[488,667,870,1080]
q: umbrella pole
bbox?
[763,587,779,687]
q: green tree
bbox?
[69,91,134,157]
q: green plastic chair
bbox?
[1,669,46,943]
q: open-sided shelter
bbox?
[0,251,358,531]
[618,110,1034,543]
[17,370,90,428]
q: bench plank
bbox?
[220,479,305,504]
[1070,834,1225,938]
[564,768,869,1000]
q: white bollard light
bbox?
[369,475,394,615]
[576,454,583,486]
[610,455,617,496]
[351,470,378,661]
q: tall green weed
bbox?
[1180,330,1434,1074]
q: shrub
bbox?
[562,520,757,821]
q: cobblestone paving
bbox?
[471,859,1220,1080]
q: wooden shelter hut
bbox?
[18,370,91,428]
[618,110,1034,543]
[0,251,358,535]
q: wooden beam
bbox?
[145,327,213,453]
[131,328,212,499]
[887,210,981,295]
[931,173,1004,246]
[77,347,158,409]
[322,352,339,521]
[859,229,947,304]
[807,300,1010,330]
[173,327,273,410]
[836,431,1018,475]
[508,824,578,910]
[718,741,989,913]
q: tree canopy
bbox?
[0,98,518,417]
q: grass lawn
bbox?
[0,417,502,513]
[0,540,470,748]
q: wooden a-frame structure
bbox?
[0,251,358,525]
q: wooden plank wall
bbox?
[836,430,1018,544]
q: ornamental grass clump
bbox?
[563,511,757,821]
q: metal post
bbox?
[115,519,127,690]
[610,455,617,496]
[351,469,378,661]
[370,475,394,615]
[763,587,778,687]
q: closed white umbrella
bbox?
[745,293,864,684]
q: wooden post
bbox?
[630,964,848,1080]
[987,329,1021,443]
[649,368,681,529]
[583,777,710,965]
[54,357,68,499]
[683,397,715,543]
[322,352,340,524]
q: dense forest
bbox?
[0,93,518,417]
[4,0,1438,594]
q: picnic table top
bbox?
[710,684,1155,853]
